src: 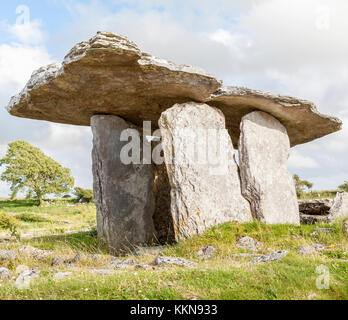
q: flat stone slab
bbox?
[159,102,252,241]
[7,32,341,147]
[239,111,300,225]
[7,31,221,128]
[208,86,342,148]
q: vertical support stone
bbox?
[239,111,300,225]
[91,115,156,254]
[159,102,252,241]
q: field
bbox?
[0,199,347,300]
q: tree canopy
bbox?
[0,141,74,204]
[293,174,313,198]
[338,181,348,192]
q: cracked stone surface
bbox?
[196,246,217,259]
[297,246,317,256]
[159,102,252,241]
[328,192,348,221]
[0,250,17,261]
[236,236,260,252]
[208,86,342,148]
[92,115,156,254]
[0,267,11,280]
[7,32,341,148]
[251,250,288,263]
[153,256,197,267]
[239,111,300,225]
[7,31,221,129]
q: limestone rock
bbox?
[153,256,197,267]
[18,245,51,260]
[343,219,348,236]
[15,268,40,288]
[159,102,252,241]
[299,199,333,216]
[90,269,115,275]
[108,258,135,269]
[53,272,72,279]
[92,115,156,254]
[236,236,260,252]
[208,86,342,148]
[15,265,29,274]
[328,192,348,221]
[300,215,330,225]
[8,31,221,128]
[239,111,300,225]
[297,246,317,256]
[0,267,11,280]
[251,250,288,263]
[196,246,217,259]
[0,250,17,261]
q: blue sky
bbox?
[1,0,348,197]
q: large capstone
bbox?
[159,102,252,241]
[91,115,156,254]
[239,111,300,225]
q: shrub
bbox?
[0,212,20,238]
[16,213,49,223]
[74,187,94,203]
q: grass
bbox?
[0,199,347,300]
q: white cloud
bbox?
[4,20,46,45]
[288,151,320,169]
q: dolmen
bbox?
[7,31,343,254]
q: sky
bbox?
[0,0,348,196]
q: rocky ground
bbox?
[0,199,347,300]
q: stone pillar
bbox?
[238,111,300,225]
[159,102,252,241]
[91,115,156,254]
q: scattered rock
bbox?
[343,219,348,236]
[15,265,29,274]
[18,245,51,260]
[239,111,300,225]
[159,102,252,241]
[135,265,154,270]
[53,272,72,279]
[0,267,11,280]
[314,228,333,233]
[301,215,330,225]
[231,253,259,258]
[236,237,260,252]
[0,250,17,261]
[298,246,317,256]
[196,246,217,259]
[70,252,86,264]
[90,269,115,275]
[108,258,136,269]
[15,268,40,288]
[51,257,70,267]
[313,244,326,251]
[153,256,198,268]
[251,250,288,264]
[90,254,108,262]
[133,246,166,257]
[56,220,72,224]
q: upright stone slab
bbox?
[328,192,348,221]
[159,102,252,241]
[239,111,300,225]
[91,115,156,254]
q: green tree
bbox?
[293,174,313,198]
[74,187,94,203]
[338,181,348,192]
[0,141,74,205]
